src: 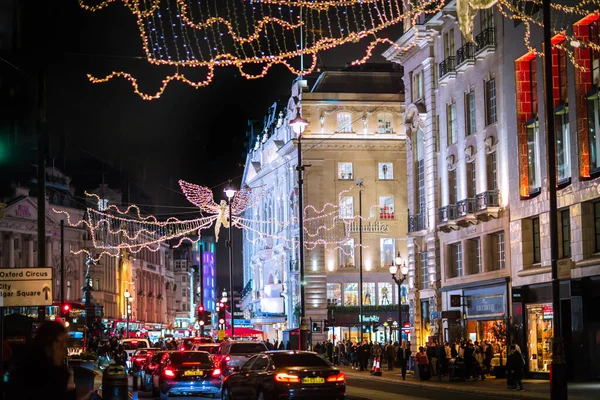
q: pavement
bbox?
[338,365,599,400]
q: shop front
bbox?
[324,307,409,344]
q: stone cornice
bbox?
[299,140,405,151]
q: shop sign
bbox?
[466,294,504,318]
[346,221,390,234]
[542,305,553,319]
[359,315,380,323]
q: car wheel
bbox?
[221,386,233,400]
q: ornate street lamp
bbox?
[389,252,409,342]
[124,289,133,338]
[224,187,237,337]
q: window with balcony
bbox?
[337,112,353,133]
[485,78,497,125]
[480,7,494,32]
[377,113,393,134]
[338,162,353,180]
[560,209,571,258]
[466,90,476,135]
[379,196,395,219]
[467,161,477,198]
[444,28,455,59]
[447,102,457,145]
[378,282,393,305]
[327,283,342,306]
[380,238,395,268]
[412,70,424,101]
[487,151,497,191]
[339,196,354,219]
[449,242,463,278]
[344,283,358,306]
[378,162,394,180]
[532,217,541,264]
[362,283,375,305]
[420,252,429,289]
[552,39,571,183]
[448,169,458,204]
[339,239,355,268]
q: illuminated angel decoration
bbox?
[456,0,498,41]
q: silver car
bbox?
[218,341,268,373]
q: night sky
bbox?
[5,1,397,289]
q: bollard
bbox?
[102,364,128,400]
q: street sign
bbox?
[0,268,53,307]
[218,329,226,341]
[402,322,411,334]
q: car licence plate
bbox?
[184,370,204,376]
[302,377,324,384]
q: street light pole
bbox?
[542,0,567,397]
[390,252,408,342]
[290,107,308,349]
[225,187,237,338]
[357,180,364,342]
[124,289,131,338]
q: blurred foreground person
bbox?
[5,321,91,400]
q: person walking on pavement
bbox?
[415,346,430,381]
[359,340,370,371]
[326,340,334,363]
[506,345,525,391]
[484,340,493,376]
[437,341,448,380]
[426,341,437,376]
[397,340,410,380]
[385,342,396,370]
[6,321,92,400]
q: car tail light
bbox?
[212,368,221,377]
[326,372,346,382]
[275,373,300,383]
[163,367,176,378]
[224,356,231,362]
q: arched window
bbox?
[377,113,393,134]
[337,112,353,133]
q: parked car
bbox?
[155,351,222,400]
[222,351,346,400]
[218,340,268,373]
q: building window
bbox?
[467,238,482,274]
[343,283,358,306]
[362,283,375,305]
[480,7,494,32]
[339,196,354,219]
[380,238,395,268]
[443,28,455,59]
[588,94,600,172]
[450,243,463,278]
[379,196,395,219]
[378,162,394,180]
[532,217,541,264]
[377,113,393,134]
[339,239,355,268]
[337,112,352,133]
[338,162,353,180]
[485,78,497,125]
[448,169,458,204]
[420,252,429,289]
[496,231,506,270]
[527,119,541,191]
[467,161,477,198]
[415,129,426,213]
[327,283,342,306]
[595,201,600,253]
[378,282,393,305]
[67,281,71,301]
[412,70,424,101]
[526,304,554,372]
[556,108,571,182]
[466,90,476,136]
[560,209,571,258]
[447,102,457,145]
[487,152,497,191]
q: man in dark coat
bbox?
[358,340,370,371]
[506,345,525,391]
[385,342,396,370]
[325,340,334,363]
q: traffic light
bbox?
[312,322,318,332]
[62,304,70,319]
[197,305,204,320]
[217,302,226,327]
[323,319,330,332]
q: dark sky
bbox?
[8,1,398,289]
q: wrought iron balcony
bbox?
[455,42,476,71]
[476,189,499,210]
[438,205,457,224]
[439,56,456,78]
[475,27,496,57]
[457,198,477,217]
[408,213,426,233]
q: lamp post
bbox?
[124,289,133,338]
[224,187,237,338]
[389,252,408,342]
[356,179,364,341]
[290,106,308,349]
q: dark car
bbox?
[131,348,159,376]
[142,350,173,393]
[219,340,269,373]
[156,351,222,400]
[221,351,346,400]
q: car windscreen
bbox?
[270,353,331,368]
[229,343,267,354]
[169,352,211,365]
[196,346,219,354]
[122,341,148,350]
